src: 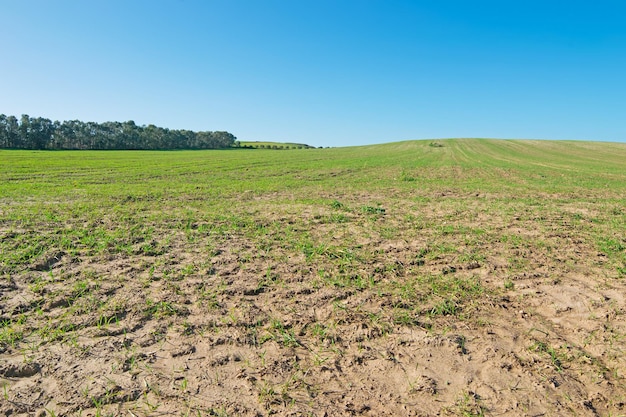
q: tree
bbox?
[0,114,237,150]
[0,114,8,148]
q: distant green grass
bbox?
[2,138,624,279]
[3,139,625,200]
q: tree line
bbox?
[0,114,237,150]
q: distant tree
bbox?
[18,114,30,148]
[0,114,237,150]
[0,114,19,148]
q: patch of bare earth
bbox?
[1,194,625,417]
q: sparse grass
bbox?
[530,341,564,372]
[453,390,487,417]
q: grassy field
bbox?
[1,139,626,416]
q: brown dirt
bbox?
[1,194,626,417]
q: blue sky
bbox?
[2,1,625,147]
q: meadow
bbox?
[1,139,625,416]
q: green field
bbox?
[1,139,626,416]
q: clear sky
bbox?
[2,1,625,147]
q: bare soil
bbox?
[2,192,626,417]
